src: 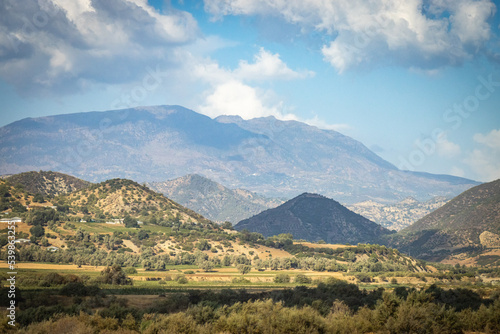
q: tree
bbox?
[200,260,214,272]
[30,225,45,238]
[196,239,211,251]
[222,255,232,267]
[138,230,149,240]
[274,273,290,283]
[222,221,233,230]
[237,264,251,275]
[295,274,312,284]
[124,215,139,228]
[33,193,45,203]
[100,265,133,285]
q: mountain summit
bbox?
[0,105,478,203]
[147,174,283,223]
[235,193,393,244]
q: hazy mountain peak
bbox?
[214,115,245,124]
[0,105,479,203]
[148,174,283,223]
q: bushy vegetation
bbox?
[5,280,500,333]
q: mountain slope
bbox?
[5,171,91,197]
[147,174,283,223]
[348,196,449,231]
[235,193,393,244]
[56,178,210,224]
[0,105,479,203]
[387,179,500,262]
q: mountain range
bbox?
[347,196,450,231]
[0,105,479,203]
[235,193,393,244]
[147,174,283,223]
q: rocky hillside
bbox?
[0,105,479,203]
[56,178,210,224]
[387,179,500,262]
[347,196,449,231]
[148,174,283,223]
[5,171,91,197]
[235,193,393,244]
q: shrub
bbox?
[175,275,188,284]
[123,267,137,275]
[355,273,373,283]
[99,265,133,285]
[274,273,290,283]
[295,274,312,284]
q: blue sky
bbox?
[1,0,499,182]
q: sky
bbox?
[0,0,500,182]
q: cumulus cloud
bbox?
[204,0,496,72]
[474,128,500,149]
[194,47,313,120]
[199,80,284,119]
[303,115,351,132]
[0,0,199,95]
[234,48,314,81]
[465,129,500,181]
[436,133,461,158]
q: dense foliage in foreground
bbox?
[2,280,500,333]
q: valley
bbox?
[0,111,498,332]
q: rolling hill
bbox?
[4,170,91,197]
[147,174,283,223]
[55,178,211,224]
[387,179,500,263]
[0,105,479,203]
[235,193,394,244]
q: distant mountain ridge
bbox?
[0,105,479,203]
[348,196,450,231]
[147,174,283,223]
[235,193,393,244]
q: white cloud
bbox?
[464,129,500,181]
[204,0,496,72]
[199,80,283,119]
[0,0,199,95]
[193,47,313,120]
[473,129,500,149]
[234,48,314,81]
[436,133,461,158]
[303,115,351,132]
